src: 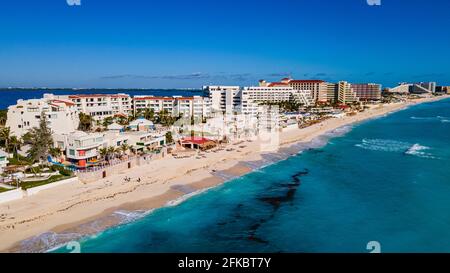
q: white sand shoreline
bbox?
[1,95,449,252]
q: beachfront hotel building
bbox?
[337,81,359,104]
[132,95,211,118]
[68,93,132,120]
[240,86,312,116]
[6,97,80,137]
[53,131,105,167]
[284,79,328,102]
[204,86,242,114]
[325,82,339,103]
[260,78,331,103]
[50,93,132,120]
[350,83,382,101]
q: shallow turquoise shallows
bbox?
[55,98,450,253]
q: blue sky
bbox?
[0,0,449,88]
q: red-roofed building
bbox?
[180,137,217,150]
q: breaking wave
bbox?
[356,139,438,160]
[355,139,412,152]
[411,116,450,123]
[405,144,437,159]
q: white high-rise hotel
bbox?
[204,83,313,116]
[132,95,211,118]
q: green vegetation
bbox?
[157,109,177,126]
[0,109,7,127]
[48,147,62,158]
[7,154,32,166]
[102,116,114,127]
[262,101,303,112]
[0,127,11,150]
[165,131,174,144]
[78,112,93,131]
[0,187,12,193]
[143,108,156,122]
[20,175,69,190]
[27,111,53,163]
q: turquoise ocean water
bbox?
[54,98,450,253]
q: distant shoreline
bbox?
[0,88,203,91]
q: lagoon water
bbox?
[0,89,203,110]
[55,98,450,253]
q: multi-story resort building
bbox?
[132,96,211,118]
[325,82,339,103]
[284,79,328,102]
[259,78,336,103]
[0,150,8,174]
[56,93,133,120]
[351,83,382,101]
[240,86,313,116]
[205,83,313,117]
[6,97,80,137]
[133,96,176,115]
[204,86,242,114]
[337,81,359,104]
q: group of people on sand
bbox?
[123,176,141,183]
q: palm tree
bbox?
[78,113,93,132]
[0,127,11,150]
[107,146,117,160]
[99,147,108,161]
[102,117,114,128]
[49,147,62,159]
[8,136,22,155]
[120,143,130,155]
[117,116,129,126]
[143,108,155,122]
[0,110,7,127]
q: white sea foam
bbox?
[405,144,437,159]
[113,210,151,223]
[356,139,439,159]
[165,188,210,207]
[411,116,449,121]
[355,139,412,152]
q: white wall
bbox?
[26,177,79,197]
[0,189,24,204]
[0,177,79,204]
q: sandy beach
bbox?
[1,95,448,252]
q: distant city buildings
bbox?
[388,82,437,95]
